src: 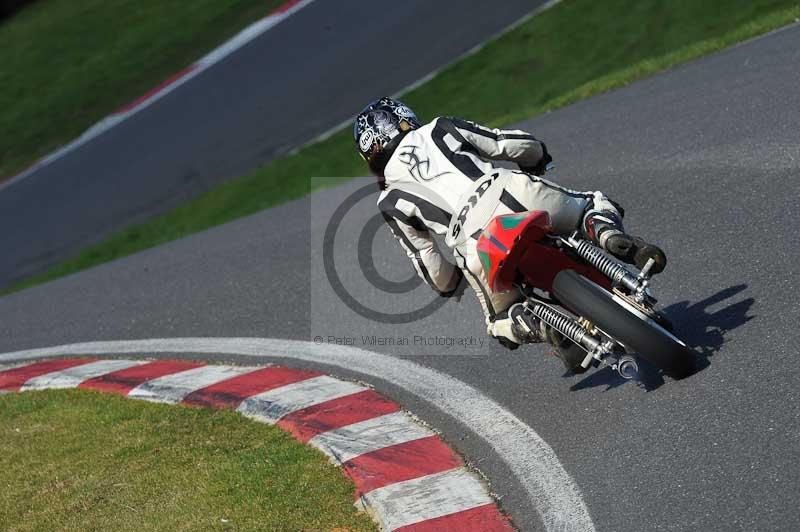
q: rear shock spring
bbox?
[530,301,596,350]
[568,237,639,291]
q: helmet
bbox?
[354,97,421,175]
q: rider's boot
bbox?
[582,209,667,274]
[491,303,544,350]
[508,304,587,373]
[507,303,544,344]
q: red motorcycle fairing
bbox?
[476,211,612,294]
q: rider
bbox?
[354,97,666,372]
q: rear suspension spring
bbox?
[568,237,639,291]
[529,301,599,351]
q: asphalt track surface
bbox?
[0,0,542,288]
[2,23,800,532]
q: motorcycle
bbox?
[449,171,695,380]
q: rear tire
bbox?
[552,269,695,379]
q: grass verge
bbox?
[0,388,378,531]
[0,0,284,180]
[4,0,800,295]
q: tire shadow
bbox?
[663,283,755,371]
[568,284,755,392]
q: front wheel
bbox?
[552,269,695,379]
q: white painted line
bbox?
[290,0,566,154]
[362,467,493,530]
[0,338,595,532]
[2,0,554,190]
[309,411,433,464]
[128,365,256,404]
[21,359,144,391]
[0,0,318,193]
[194,0,316,69]
[0,361,36,372]
[236,375,364,423]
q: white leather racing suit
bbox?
[378,117,620,344]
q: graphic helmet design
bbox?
[353,97,421,165]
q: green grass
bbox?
[0,389,378,531]
[4,0,800,295]
[0,0,284,180]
